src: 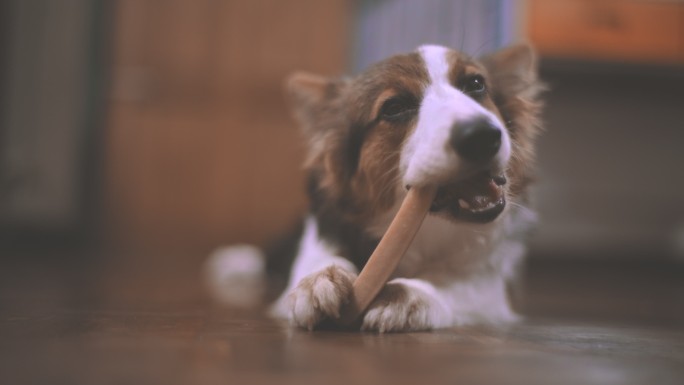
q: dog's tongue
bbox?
[433,173,504,212]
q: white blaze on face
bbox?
[400,45,511,187]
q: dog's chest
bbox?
[390,215,501,281]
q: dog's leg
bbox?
[285,264,357,330]
[361,275,518,332]
[270,217,358,330]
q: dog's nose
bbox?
[449,119,502,163]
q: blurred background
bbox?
[1,0,683,311]
[3,3,684,383]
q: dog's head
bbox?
[287,44,543,226]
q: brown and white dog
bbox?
[207,44,543,332]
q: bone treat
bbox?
[336,185,437,327]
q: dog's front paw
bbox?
[288,265,357,330]
[362,279,449,333]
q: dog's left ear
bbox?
[480,43,539,99]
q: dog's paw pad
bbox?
[362,281,443,333]
[288,265,356,330]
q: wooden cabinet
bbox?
[105,1,351,252]
[527,0,684,65]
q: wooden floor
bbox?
[1,251,683,385]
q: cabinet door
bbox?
[528,0,684,65]
[106,0,351,252]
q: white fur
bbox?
[356,204,530,331]
[205,245,266,307]
[216,44,534,332]
[401,45,511,188]
[362,278,452,332]
[269,217,358,327]
[271,206,531,332]
[286,265,357,330]
[282,217,358,290]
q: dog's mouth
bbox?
[429,171,507,223]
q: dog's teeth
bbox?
[458,199,471,210]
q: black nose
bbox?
[449,119,502,163]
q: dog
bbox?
[206,43,543,332]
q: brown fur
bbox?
[286,45,543,256]
[287,53,430,227]
[445,45,544,201]
[481,45,544,200]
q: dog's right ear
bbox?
[286,72,332,108]
[285,72,347,136]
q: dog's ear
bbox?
[480,43,539,99]
[481,44,544,198]
[479,44,543,132]
[286,72,333,107]
[285,72,348,136]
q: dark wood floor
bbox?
[1,250,683,385]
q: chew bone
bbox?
[336,185,438,327]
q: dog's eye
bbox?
[379,97,416,122]
[463,74,486,95]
